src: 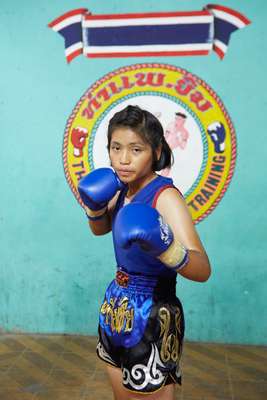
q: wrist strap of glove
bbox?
[158,237,189,271]
[174,249,189,272]
[84,205,108,221]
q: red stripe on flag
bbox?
[84,10,211,21]
[213,44,225,59]
[206,4,251,25]
[48,8,88,28]
[66,48,83,63]
[86,50,210,58]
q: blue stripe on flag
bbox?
[59,23,82,48]
[87,23,212,46]
[213,19,238,45]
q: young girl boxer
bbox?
[78,105,211,400]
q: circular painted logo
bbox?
[63,63,236,223]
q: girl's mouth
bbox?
[118,170,134,177]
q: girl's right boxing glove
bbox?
[78,168,124,220]
[114,203,189,271]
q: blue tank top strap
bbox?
[116,175,182,208]
[131,175,172,206]
[152,182,184,208]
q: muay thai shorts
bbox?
[96,269,185,394]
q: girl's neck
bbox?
[126,172,158,198]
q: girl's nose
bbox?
[120,150,130,164]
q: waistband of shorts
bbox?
[115,268,176,296]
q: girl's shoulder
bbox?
[154,181,192,238]
[152,175,184,208]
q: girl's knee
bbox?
[127,384,175,400]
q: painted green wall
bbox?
[1,0,266,345]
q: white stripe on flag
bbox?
[214,39,227,53]
[65,42,83,57]
[209,9,247,29]
[52,15,83,32]
[83,15,213,28]
[84,43,212,54]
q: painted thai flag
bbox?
[48,8,88,63]
[48,5,250,63]
[206,4,251,59]
[82,10,213,58]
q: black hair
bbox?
[175,112,187,119]
[107,105,173,171]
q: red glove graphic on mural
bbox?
[71,127,88,157]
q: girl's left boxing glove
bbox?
[78,168,124,220]
[114,202,189,271]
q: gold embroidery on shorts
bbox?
[159,306,182,363]
[100,297,134,333]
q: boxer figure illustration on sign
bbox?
[161,112,190,177]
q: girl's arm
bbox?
[88,191,120,236]
[156,188,211,282]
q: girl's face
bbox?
[109,127,157,183]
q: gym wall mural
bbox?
[48,4,250,224]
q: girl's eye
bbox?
[111,146,120,151]
[133,148,141,153]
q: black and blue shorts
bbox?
[96,269,185,394]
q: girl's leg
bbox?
[106,365,176,400]
[105,365,129,400]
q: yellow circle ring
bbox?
[63,63,236,224]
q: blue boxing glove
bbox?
[78,167,124,220]
[114,203,189,271]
